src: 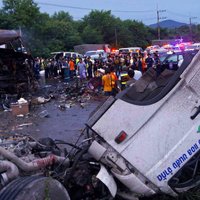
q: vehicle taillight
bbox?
[115,131,128,144]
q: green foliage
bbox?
[2,0,40,28]
[81,25,103,43]
[52,11,73,22]
[82,10,121,46]
[0,0,199,57]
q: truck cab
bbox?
[87,50,200,199]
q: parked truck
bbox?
[1,49,200,200]
[74,44,111,55]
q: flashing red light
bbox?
[115,131,128,144]
[111,48,117,52]
[163,44,169,47]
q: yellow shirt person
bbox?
[102,68,112,96]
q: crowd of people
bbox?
[33,51,161,96]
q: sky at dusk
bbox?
[0,0,200,25]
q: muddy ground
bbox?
[0,79,106,144]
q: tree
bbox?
[1,1,199,57]
[81,25,103,43]
[1,0,41,28]
[82,10,119,45]
[81,10,156,48]
[52,11,73,22]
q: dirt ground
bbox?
[0,79,106,144]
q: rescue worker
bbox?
[69,58,75,79]
[102,68,112,96]
[153,53,162,77]
[119,70,129,90]
[145,53,154,70]
[110,66,119,96]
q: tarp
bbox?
[0,29,20,45]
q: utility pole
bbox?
[189,17,197,41]
[157,9,166,40]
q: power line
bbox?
[112,9,154,13]
[36,2,91,11]
[36,2,155,13]
[36,1,200,25]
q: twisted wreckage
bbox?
[1,29,200,200]
[0,29,36,95]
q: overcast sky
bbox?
[0,0,200,25]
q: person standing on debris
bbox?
[53,59,58,77]
[77,58,86,81]
[145,53,154,70]
[114,56,120,77]
[45,59,51,79]
[153,53,162,77]
[34,57,40,80]
[131,56,137,71]
[102,68,112,96]
[93,59,98,76]
[110,66,119,96]
[141,54,147,72]
[60,57,65,79]
[69,58,75,79]
[87,56,93,79]
[137,56,143,73]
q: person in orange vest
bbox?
[102,68,112,96]
[69,58,75,79]
[110,66,119,96]
[141,55,147,72]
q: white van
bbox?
[118,47,143,55]
[50,51,83,59]
[185,43,200,51]
[84,50,107,61]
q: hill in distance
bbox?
[149,19,187,29]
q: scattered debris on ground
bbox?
[0,78,106,137]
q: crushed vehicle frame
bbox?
[0,29,37,95]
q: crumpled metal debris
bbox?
[16,123,33,128]
[31,96,51,105]
[18,98,28,104]
[38,110,49,118]
[2,103,11,112]
[54,79,102,111]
